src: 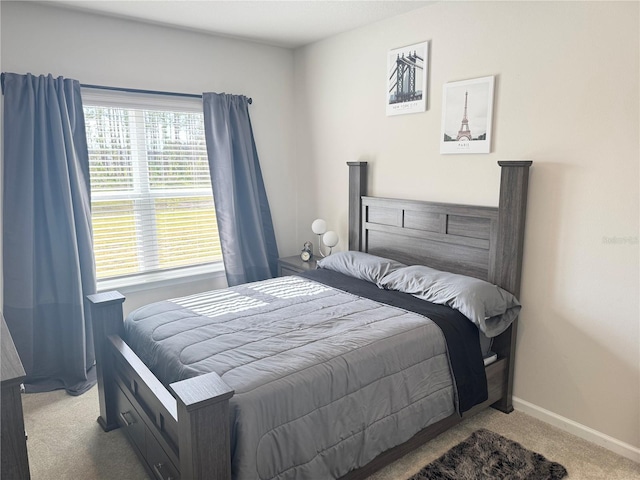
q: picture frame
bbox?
[440,75,495,154]
[386,41,429,116]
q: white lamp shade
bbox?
[323,230,339,248]
[311,218,327,235]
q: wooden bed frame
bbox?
[88,160,531,480]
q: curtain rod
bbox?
[81,83,253,104]
[0,75,252,104]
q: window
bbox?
[82,89,222,281]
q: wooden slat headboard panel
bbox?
[361,197,498,281]
[348,161,532,293]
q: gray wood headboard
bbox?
[347,160,532,412]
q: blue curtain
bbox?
[202,93,278,286]
[2,73,96,395]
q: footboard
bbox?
[87,292,234,480]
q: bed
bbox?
[87,160,532,480]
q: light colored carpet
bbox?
[22,386,640,479]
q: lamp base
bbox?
[316,234,326,257]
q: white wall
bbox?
[294,1,640,451]
[1,1,297,308]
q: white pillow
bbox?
[317,251,406,285]
[378,265,521,338]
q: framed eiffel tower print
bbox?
[440,76,495,154]
[386,41,429,116]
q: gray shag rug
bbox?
[409,428,568,480]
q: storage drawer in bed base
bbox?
[114,381,180,480]
[114,384,145,456]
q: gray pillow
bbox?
[317,251,406,284]
[378,265,521,338]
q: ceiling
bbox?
[43,1,432,49]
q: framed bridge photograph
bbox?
[440,75,495,154]
[386,41,429,116]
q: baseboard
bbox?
[513,396,640,463]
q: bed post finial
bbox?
[493,160,532,414]
[348,162,368,251]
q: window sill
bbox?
[97,263,226,295]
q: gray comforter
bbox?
[125,275,455,480]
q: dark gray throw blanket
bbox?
[124,273,484,480]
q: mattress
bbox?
[124,271,486,480]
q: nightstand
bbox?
[277,255,318,276]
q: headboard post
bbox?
[347,162,368,251]
[492,160,532,413]
[494,160,532,296]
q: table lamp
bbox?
[311,219,339,257]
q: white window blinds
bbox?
[82,89,222,281]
